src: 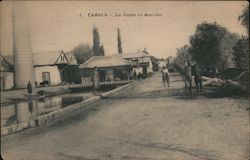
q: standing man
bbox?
[27,81,32,94]
[161,66,170,87]
[133,70,137,80]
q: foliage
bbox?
[189,22,239,71]
[238,5,249,34]
[232,37,249,70]
[99,44,105,56]
[218,33,240,70]
[173,45,190,75]
[117,28,123,54]
[92,26,104,56]
[71,43,93,64]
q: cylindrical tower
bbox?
[12,1,34,88]
[1,1,13,56]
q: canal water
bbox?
[1,83,126,135]
[1,91,95,134]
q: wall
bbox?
[0,72,14,90]
[34,66,61,86]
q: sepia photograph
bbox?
[0,1,249,160]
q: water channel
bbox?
[1,83,127,135]
[1,91,97,134]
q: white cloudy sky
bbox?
[1,1,248,58]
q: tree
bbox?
[233,37,249,70]
[71,43,93,64]
[117,28,123,54]
[173,45,190,74]
[99,44,105,56]
[219,32,240,70]
[232,5,249,71]
[189,22,237,71]
[92,25,101,56]
[238,5,249,34]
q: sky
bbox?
[1,1,248,58]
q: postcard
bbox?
[1,1,249,160]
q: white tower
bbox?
[12,1,34,88]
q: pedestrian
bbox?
[133,70,137,80]
[161,66,170,87]
[27,81,32,94]
[194,63,202,92]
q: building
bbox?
[2,50,80,89]
[33,51,64,86]
[0,55,14,90]
[115,50,154,78]
[79,56,132,85]
[53,51,80,84]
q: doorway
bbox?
[42,72,50,84]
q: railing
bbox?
[100,80,132,85]
[68,80,132,89]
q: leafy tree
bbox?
[219,33,240,70]
[238,5,249,34]
[71,43,93,64]
[232,5,249,71]
[173,45,190,74]
[189,22,238,72]
[99,44,105,56]
[92,25,102,56]
[232,37,249,70]
[117,28,123,54]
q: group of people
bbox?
[133,67,143,80]
[161,62,203,92]
[184,62,203,93]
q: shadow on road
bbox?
[102,137,221,160]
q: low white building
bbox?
[79,56,132,84]
[116,50,154,77]
[2,50,80,88]
[33,51,63,86]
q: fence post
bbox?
[93,66,100,95]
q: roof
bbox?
[79,56,132,69]
[64,52,78,65]
[3,55,14,65]
[33,51,63,66]
[115,50,150,59]
[0,55,14,71]
[3,50,78,66]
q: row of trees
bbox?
[173,5,249,76]
[72,26,124,64]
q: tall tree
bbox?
[92,25,101,56]
[232,37,249,70]
[117,28,123,54]
[219,32,240,70]
[99,44,105,56]
[238,5,249,34]
[232,5,249,71]
[189,22,237,71]
[72,43,93,64]
[173,45,190,74]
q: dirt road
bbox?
[1,73,249,160]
